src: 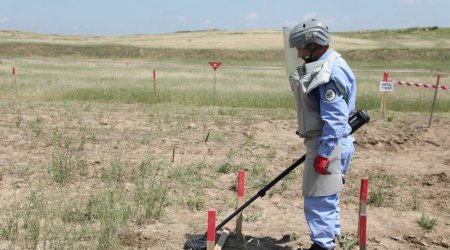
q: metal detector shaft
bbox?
[215,109,370,232]
[215,155,305,231]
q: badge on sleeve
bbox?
[324,89,336,101]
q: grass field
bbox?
[0,59,448,112]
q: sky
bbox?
[0,0,449,36]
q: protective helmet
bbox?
[289,19,331,49]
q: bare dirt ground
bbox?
[0,102,449,250]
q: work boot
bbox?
[297,241,335,250]
[308,243,328,250]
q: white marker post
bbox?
[379,72,393,113]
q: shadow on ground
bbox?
[184,233,299,250]
[223,234,297,249]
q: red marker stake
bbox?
[208,62,222,106]
[380,72,389,113]
[358,177,369,250]
[207,209,216,250]
[236,170,245,236]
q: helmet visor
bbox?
[283,27,302,75]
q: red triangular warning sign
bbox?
[208,62,222,71]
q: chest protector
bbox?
[289,50,344,196]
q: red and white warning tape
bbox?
[393,80,449,91]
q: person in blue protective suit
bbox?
[288,19,357,250]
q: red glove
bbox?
[314,155,330,175]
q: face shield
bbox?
[283,27,303,76]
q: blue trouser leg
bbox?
[304,194,339,249]
[334,194,341,237]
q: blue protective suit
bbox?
[303,48,356,249]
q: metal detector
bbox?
[184,109,370,250]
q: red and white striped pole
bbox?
[207,208,216,250]
[358,177,369,250]
[236,170,245,236]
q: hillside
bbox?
[0,28,450,67]
[2,27,450,50]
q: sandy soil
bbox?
[0,103,449,250]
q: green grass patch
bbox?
[418,214,438,231]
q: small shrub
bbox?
[386,111,395,122]
[29,116,44,137]
[368,189,387,207]
[62,204,90,223]
[244,213,260,222]
[411,189,421,210]
[101,155,123,182]
[23,192,45,249]
[216,162,239,174]
[248,163,268,189]
[50,151,72,184]
[337,234,358,250]
[144,186,167,219]
[419,214,437,231]
[209,132,225,142]
[170,163,210,187]
[14,115,23,128]
[187,195,205,211]
[368,173,397,207]
[133,161,169,220]
[0,206,19,241]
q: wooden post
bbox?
[172,147,176,163]
[213,69,217,106]
[236,170,245,236]
[205,130,211,143]
[152,69,157,102]
[428,74,441,128]
[380,72,388,113]
[358,177,369,250]
[12,67,17,96]
[207,209,216,250]
[214,225,234,250]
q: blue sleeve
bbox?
[332,60,357,114]
[317,81,350,158]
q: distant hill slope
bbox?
[1,27,449,50]
[0,28,449,65]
